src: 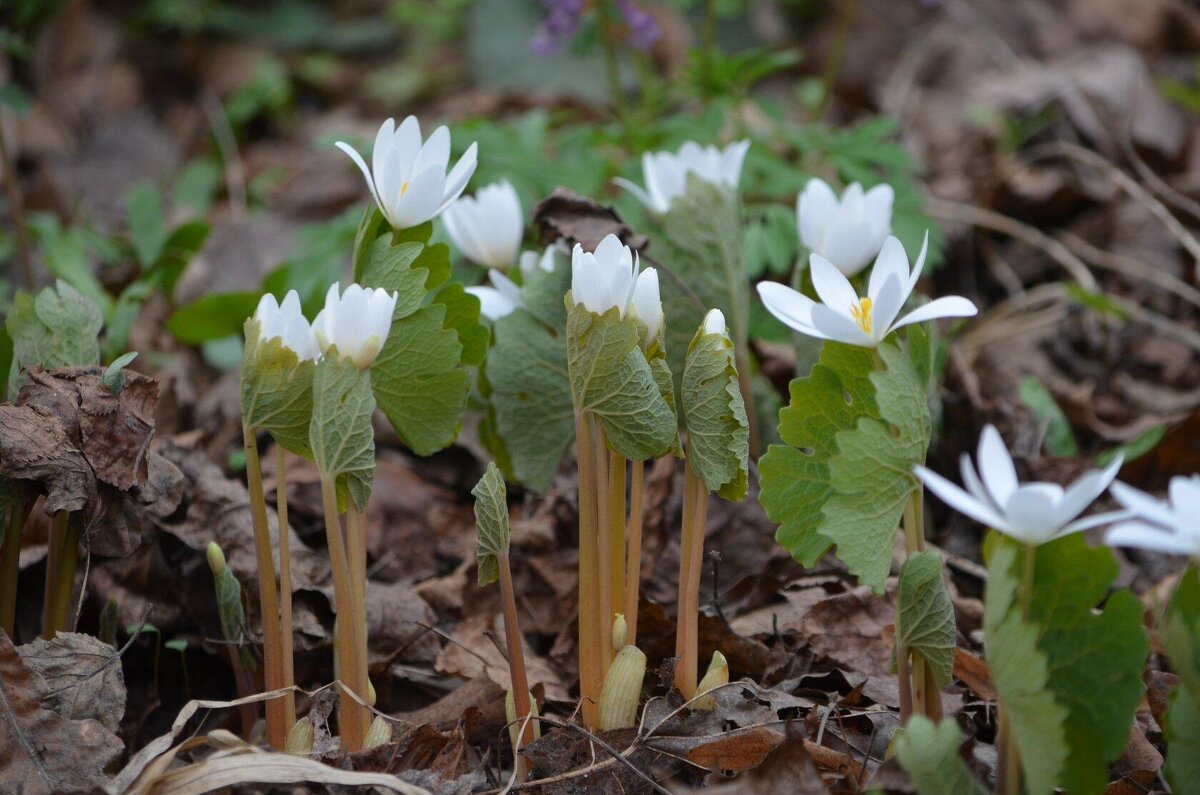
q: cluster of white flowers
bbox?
[253,285,398,370]
[570,234,663,340]
[614,140,750,214]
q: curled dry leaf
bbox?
[0,631,122,795]
[16,632,127,734]
[532,188,648,252]
[435,612,569,703]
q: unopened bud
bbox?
[694,650,728,711]
[285,717,314,755]
[599,645,647,730]
[611,613,627,651]
[367,678,376,707]
[206,541,227,576]
[505,689,542,751]
[364,715,392,749]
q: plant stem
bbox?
[675,461,709,699]
[275,445,296,734]
[226,645,258,739]
[1,501,25,636]
[42,512,77,637]
[814,0,858,120]
[346,502,371,738]
[596,0,631,149]
[498,551,534,781]
[242,422,287,749]
[624,459,646,646]
[896,638,914,724]
[593,419,614,675]
[700,0,717,102]
[0,116,34,290]
[608,451,627,630]
[320,475,365,752]
[998,543,1038,794]
[574,413,602,730]
[900,488,929,718]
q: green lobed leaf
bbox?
[355,213,486,454]
[759,340,929,591]
[895,550,955,688]
[1158,565,1200,793]
[985,534,1149,794]
[310,353,375,510]
[7,281,103,393]
[472,462,511,587]
[566,300,677,462]
[893,716,988,795]
[486,310,575,492]
[681,324,748,501]
[983,539,1069,795]
[654,177,749,396]
[241,320,315,458]
[102,351,139,395]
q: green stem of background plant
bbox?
[998,542,1038,795]
[41,511,77,638]
[608,451,627,631]
[275,445,296,734]
[346,501,371,738]
[320,474,366,751]
[624,459,646,647]
[675,460,709,699]
[1,501,25,636]
[498,551,534,781]
[814,0,858,120]
[243,422,287,749]
[574,412,602,730]
[596,0,632,150]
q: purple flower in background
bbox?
[531,0,585,55]
[616,0,660,51]
[531,0,660,55]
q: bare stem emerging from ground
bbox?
[593,419,614,676]
[243,422,287,749]
[624,460,646,646]
[1,501,25,636]
[901,489,931,721]
[997,543,1037,795]
[608,452,627,629]
[575,413,602,730]
[320,476,365,751]
[675,462,709,699]
[346,503,371,738]
[498,551,534,781]
[41,510,77,638]
[275,446,296,733]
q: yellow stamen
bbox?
[850,297,873,335]
[400,180,410,196]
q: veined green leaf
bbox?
[893,716,987,795]
[896,550,955,688]
[472,462,510,587]
[212,563,255,670]
[310,353,375,510]
[682,324,748,501]
[760,339,929,591]
[1158,565,1199,793]
[241,320,315,458]
[486,310,574,493]
[986,534,1148,794]
[7,281,103,393]
[566,300,677,462]
[167,291,261,344]
[355,211,485,455]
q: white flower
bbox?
[1106,475,1200,555]
[629,267,663,341]
[442,180,523,268]
[756,234,977,348]
[914,425,1125,546]
[252,290,318,361]
[336,116,478,230]
[798,178,894,277]
[614,139,750,214]
[519,242,566,278]
[702,308,727,336]
[467,270,524,322]
[311,283,398,369]
[571,234,636,315]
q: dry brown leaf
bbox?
[532,188,647,252]
[0,630,122,795]
[16,632,126,733]
[434,612,569,703]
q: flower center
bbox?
[400,180,410,196]
[850,297,873,335]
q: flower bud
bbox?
[364,715,392,749]
[611,613,627,651]
[206,541,227,577]
[505,689,542,751]
[599,645,647,730]
[694,650,728,711]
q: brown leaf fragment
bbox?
[532,188,647,253]
[0,403,93,515]
[708,726,828,794]
[15,632,126,733]
[435,612,569,703]
[649,725,784,772]
[0,630,122,795]
[1145,670,1177,727]
[953,647,996,700]
[76,368,157,490]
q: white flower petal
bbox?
[914,465,1010,530]
[810,304,874,347]
[868,237,911,306]
[977,425,1019,506]
[336,141,385,218]
[468,285,520,321]
[703,308,726,336]
[756,282,827,338]
[1110,481,1177,526]
[1107,521,1200,555]
[889,296,978,334]
[797,178,839,251]
[808,255,860,317]
[613,177,656,210]
[1169,475,1200,518]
